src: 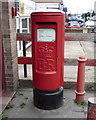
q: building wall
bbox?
[1,1,19,91]
[32,0,62,3]
[35,3,60,10]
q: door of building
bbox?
[0,27,6,96]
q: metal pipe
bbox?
[23,41,27,77]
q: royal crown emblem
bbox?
[38,44,55,58]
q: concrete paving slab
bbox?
[65,41,85,59]
[3,89,94,118]
[80,41,95,59]
[0,92,15,114]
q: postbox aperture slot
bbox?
[37,22,56,25]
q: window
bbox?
[15,2,19,12]
[21,18,29,33]
[22,18,27,28]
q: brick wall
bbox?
[1,1,19,91]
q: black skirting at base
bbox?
[33,87,64,110]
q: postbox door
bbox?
[36,23,57,72]
[32,17,64,91]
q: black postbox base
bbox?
[33,87,64,110]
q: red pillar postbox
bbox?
[31,10,65,110]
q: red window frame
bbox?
[0,27,6,96]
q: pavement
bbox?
[3,88,94,119]
[0,92,15,115]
